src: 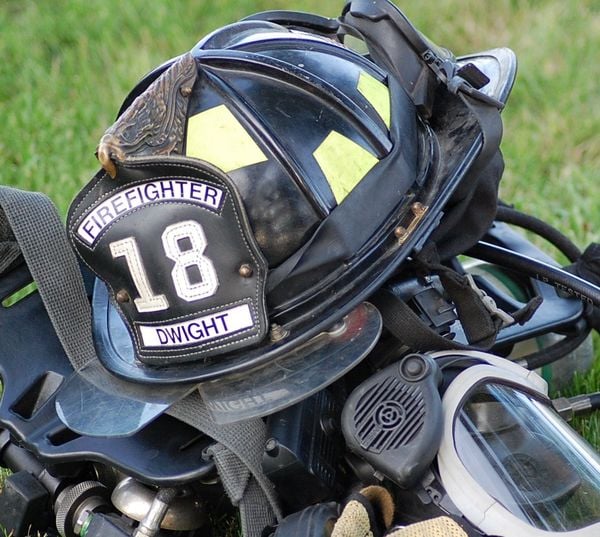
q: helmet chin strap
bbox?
[0,185,282,537]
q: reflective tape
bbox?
[313,131,378,204]
[358,71,391,128]
[186,105,268,172]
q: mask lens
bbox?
[454,382,600,532]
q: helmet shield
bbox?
[55,360,195,437]
[70,158,269,366]
[198,302,382,423]
[55,295,381,434]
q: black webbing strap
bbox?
[373,289,497,352]
[409,246,503,349]
[435,267,502,347]
[373,244,542,352]
[0,208,21,275]
[374,285,542,353]
[166,393,282,535]
[0,185,280,536]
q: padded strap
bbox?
[0,185,280,537]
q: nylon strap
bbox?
[409,246,502,349]
[0,204,21,274]
[373,290,487,352]
[0,187,96,370]
[0,185,280,536]
[166,393,282,533]
[379,243,542,352]
[436,268,501,347]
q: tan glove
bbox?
[386,517,469,537]
[331,487,468,537]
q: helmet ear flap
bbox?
[428,150,504,261]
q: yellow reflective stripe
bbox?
[185,105,268,172]
[357,72,391,129]
[314,131,378,204]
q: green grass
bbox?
[1,0,597,232]
[0,0,599,531]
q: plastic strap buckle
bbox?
[465,274,514,327]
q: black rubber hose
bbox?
[496,205,582,262]
[0,430,62,497]
[589,393,600,411]
[468,241,600,307]
[516,324,591,370]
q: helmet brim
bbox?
[54,289,381,435]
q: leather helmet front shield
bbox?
[68,158,268,366]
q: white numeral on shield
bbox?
[110,220,220,313]
[110,237,170,313]
[162,220,219,302]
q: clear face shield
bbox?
[437,352,600,537]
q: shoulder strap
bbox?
[0,186,96,370]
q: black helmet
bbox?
[63,0,510,431]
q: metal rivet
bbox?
[327,320,346,336]
[320,416,337,436]
[239,264,253,278]
[411,202,426,216]
[394,226,407,239]
[269,324,289,342]
[116,290,130,303]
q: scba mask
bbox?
[58,0,513,436]
[341,351,600,537]
[436,351,600,537]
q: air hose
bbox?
[514,322,591,370]
[496,205,582,262]
[553,392,600,421]
[467,241,600,307]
